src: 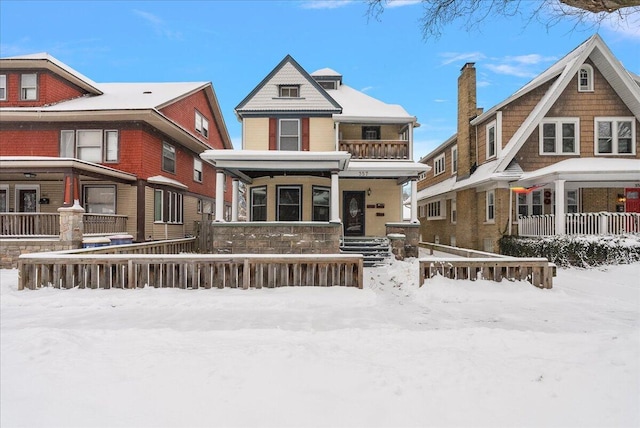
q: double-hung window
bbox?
[312,186,330,221]
[595,118,635,155]
[486,190,495,222]
[193,157,203,182]
[195,111,209,138]
[279,119,300,151]
[539,118,580,155]
[486,121,497,159]
[250,186,267,221]
[434,154,445,176]
[162,142,176,173]
[60,130,119,163]
[277,186,301,221]
[0,75,6,100]
[21,73,37,100]
[451,145,458,174]
[450,199,457,224]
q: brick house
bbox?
[0,53,233,245]
[200,55,429,259]
[417,34,640,252]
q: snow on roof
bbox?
[147,175,188,189]
[518,158,640,182]
[311,68,342,77]
[329,84,416,122]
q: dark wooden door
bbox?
[343,191,365,236]
[19,189,37,212]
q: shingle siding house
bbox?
[417,34,640,252]
[0,53,232,253]
[200,55,428,258]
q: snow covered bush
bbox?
[499,235,640,268]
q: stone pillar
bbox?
[231,178,239,222]
[58,200,84,249]
[330,171,340,223]
[216,170,225,222]
[554,180,565,235]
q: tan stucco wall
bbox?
[309,117,335,151]
[243,117,270,150]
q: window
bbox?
[426,200,444,220]
[154,190,163,222]
[486,121,497,159]
[59,130,119,163]
[419,204,426,218]
[318,81,336,90]
[83,185,116,214]
[450,199,457,224]
[279,119,300,151]
[195,111,209,138]
[578,64,594,92]
[21,73,37,100]
[193,157,203,182]
[0,186,8,212]
[277,186,301,221]
[567,190,579,214]
[595,118,635,155]
[197,198,202,214]
[250,186,267,221]
[154,189,182,223]
[279,85,299,97]
[162,142,176,173]
[451,145,458,174]
[362,126,380,140]
[418,172,427,181]
[0,75,6,100]
[539,118,580,155]
[486,190,495,222]
[518,190,543,217]
[434,154,445,176]
[312,186,330,221]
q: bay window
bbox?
[277,186,301,221]
[312,186,330,222]
[250,186,267,221]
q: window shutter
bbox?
[269,118,277,150]
[302,117,310,151]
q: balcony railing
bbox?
[0,213,60,237]
[339,140,409,160]
[518,212,640,237]
[0,213,128,237]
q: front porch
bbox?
[518,212,640,237]
[0,212,128,237]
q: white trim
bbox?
[594,117,636,155]
[434,153,445,176]
[486,120,497,160]
[539,117,580,155]
[451,145,458,175]
[450,198,457,224]
[278,118,300,151]
[0,74,6,101]
[14,184,40,213]
[578,64,594,92]
[426,199,445,220]
[485,189,495,223]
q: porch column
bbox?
[62,171,80,207]
[330,171,340,223]
[408,122,414,160]
[555,179,566,235]
[410,178,418,223]
[334,122,340,151]
[231,178,239,222]
[215,170,225,222]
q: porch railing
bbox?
[84,214,128,235]
[0,213,60,237]
[339,140,409,159]
[518,212,640,237]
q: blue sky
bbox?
[1,0,638,158]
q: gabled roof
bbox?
[0,52,103,95]
[235,55,342,115]
[472,34,640,172]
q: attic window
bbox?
[318,81,336,90]
[143,91,152,94]
[578,64,593,92]
[279,85,299,98]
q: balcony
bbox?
[339,140,409,160]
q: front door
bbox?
[19,189,37,212]
[343,191,365,236]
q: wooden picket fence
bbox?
[18,253,363,290]
[419,257,555,289]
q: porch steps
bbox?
[340,237,391,267]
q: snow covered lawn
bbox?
[1,255,639,428]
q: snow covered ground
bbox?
[1,253,639,428]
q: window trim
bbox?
[433,153,446,176]
[486,120,497,160]
[578,64,594,92]
[538,118,580,155]
[154,189,164,222]
[76,129,104,163]
[451,145,458,175]
[594,117,636,155]
[426,199,445,220]
[450,199,457,224]
[276,185,302,221]
[162,142,176,174]
[0,184,9,212]
[278,118,300,151]
[195,110,209,138]
[82,184,116,215]
[486,190,495,223]
[20,73,37,101]
[279,85,300,98]
[250,186,267,222]
[193,157,203,183]
[104,130,119,163]
[0,74,6,101]
[312,186,330,222]
[60,129,119,163]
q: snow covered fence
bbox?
[17,253,363,290]
[419,257,554,289]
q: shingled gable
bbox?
[234,54,342,115]
[477,34,640,173]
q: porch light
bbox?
[23,172,37,178]
[617,194,626,203]
[367,188,372,196]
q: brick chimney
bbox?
[457,63,477,178]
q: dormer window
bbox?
[279,85,299,98]
[318,81,336,90]
[578,64,594,92]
